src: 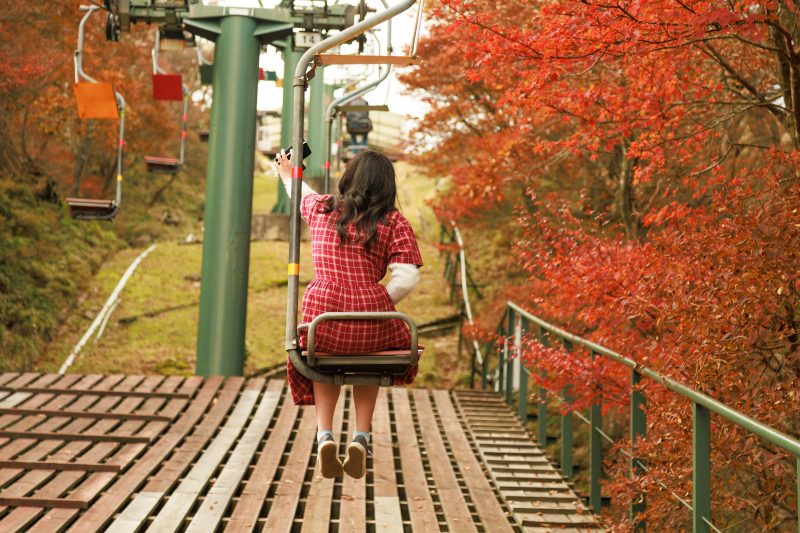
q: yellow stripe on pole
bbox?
[117,174,123,182]
[288,263,300,276]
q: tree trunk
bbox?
[611,141,641,240]
[770,8,800,148]
[148,173,180,207]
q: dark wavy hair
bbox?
[323,150,397,250]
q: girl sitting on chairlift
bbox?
[275,149,423,480]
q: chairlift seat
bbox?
[291,312,421,385]
[301,348,420,375]
[343,144,370,162]
[199,64,214,85]
[337,105,390,113]
[144,156,181,174]
[65,198,118,221]
[152,73,184,101]
[315,54,422,66]
[198,129,209,142]
[74,82,119,119]
[258,69,278,82]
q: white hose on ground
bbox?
[450,222,483,366]
[58,244,158,374]
[95,298,121,341]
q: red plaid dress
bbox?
[287,193,424,405]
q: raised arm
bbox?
[274,149,317,200]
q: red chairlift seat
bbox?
[65,197,118,221]
[144,155,182,174]
[152,73,184,101]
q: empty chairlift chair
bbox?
[66,5,126,221]
[145,30,189,174]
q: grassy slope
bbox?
[2,136,211,373]
[38,160,467,387]
[0,180,120,371]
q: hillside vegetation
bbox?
[1,1,210,372]
[1,145,208,373]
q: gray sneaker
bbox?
[317,434,343,479]
[342,434,370,479]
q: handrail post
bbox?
[505,308,514,405]
[516,315,528,424]
[693,402,712,533]
[590,351,602,513]
[536,326,548,446]
[498,338,506,396]
[561,339,573,480]
[631,368,646,530]
[481,343,489,391]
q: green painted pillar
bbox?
[630,369,646,530]
[561,338,574,480]
[272,44,300,214]
[196,15,260,376]
[590,352,603,514]
[693,402,712,533]
[306,65,325,177]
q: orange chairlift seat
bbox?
[145,30,189,174]
[66,5,125,221]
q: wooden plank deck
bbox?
[0,374,598,532]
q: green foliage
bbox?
[1,144,207,372]
[0,178,120,371]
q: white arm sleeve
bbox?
[280,175,317,201]
[385,263,420,304]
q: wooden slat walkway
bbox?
[0,373,598,532]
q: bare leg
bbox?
[313,381,341,430]
[352,385,379,433]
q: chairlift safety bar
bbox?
[300,311,420,366]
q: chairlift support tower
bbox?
[104,0,357,377]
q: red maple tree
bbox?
[402,0,800,529]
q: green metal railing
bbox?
[476,302,800,532]
[444,223,800,532]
